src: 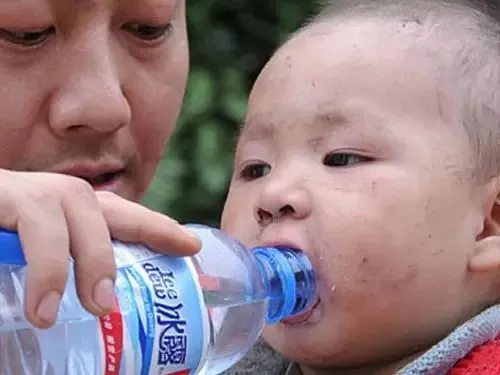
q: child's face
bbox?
[0,0,188,201]
[222,20,495,370]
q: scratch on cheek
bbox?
[356,252,420,295]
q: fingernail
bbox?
[180,226,199,241]
[36,291,62,324]
[93,278,116,312]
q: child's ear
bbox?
[469,177,500,272]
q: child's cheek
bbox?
[318,242,421,313]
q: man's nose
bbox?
[48,31,131,138]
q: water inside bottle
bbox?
[198,276,268,375]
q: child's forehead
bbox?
[239,18,470,151]
[254,24,445,109]
[254,17,466,112]
[277,18,454,65]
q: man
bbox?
[0,0,200,329]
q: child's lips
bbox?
[281,297,321,325]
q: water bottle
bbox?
[0,224,316,375]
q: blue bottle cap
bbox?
[0,229,27,266]
[252,246,316,324]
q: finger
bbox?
[15,190,70,329]
[58,178,117,317]
[0,170,71,328]
[97,191,201,256]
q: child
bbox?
[221,0,500,374]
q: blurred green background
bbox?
[143,1,317,226]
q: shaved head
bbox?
[288,0,500,180]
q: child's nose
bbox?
[48,37,131,138]
[254,177,312,225]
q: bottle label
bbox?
[98,242,209,375]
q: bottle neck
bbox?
[252,247,316,324]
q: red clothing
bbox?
[449,336,500,374]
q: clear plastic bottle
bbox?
[0,224,316,375]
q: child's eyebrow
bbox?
[238,108,351,143]
[314,108,350,129]
[236,119,274,144]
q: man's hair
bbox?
[299,0,500,181]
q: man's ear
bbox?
[469,177,500,272]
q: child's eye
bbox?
[239,163,271,181]
[323,152,373,167]
[123,23,171,42]
[0,27,55,47]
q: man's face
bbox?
[0,0,188,201]
[222,20,490,370]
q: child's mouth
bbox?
[281,297,321,325]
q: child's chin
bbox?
[262,321,341,369]
[262,300,346,363]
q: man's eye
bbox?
[323,152,373,167]
[0,27,55,47]
[239,163,271,181]
[123,23,171,41]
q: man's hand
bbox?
[0,169,201,329]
